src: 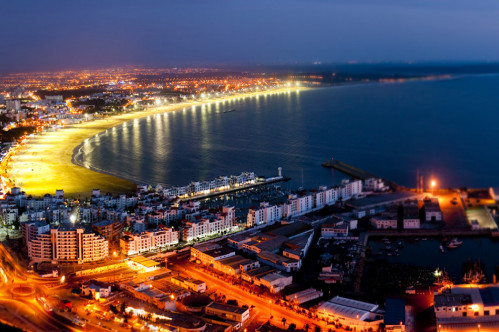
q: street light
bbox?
[431,179,437,195]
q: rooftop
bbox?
[207,302,248,315]
[347,191,418,209]
[93,219,117,227]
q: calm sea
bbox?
[75,74,499,189]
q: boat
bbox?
[446,238,463,249]
[434,269,452,287]
[223,109,237,113]
[439,245,445,253]
[462,261,486,284]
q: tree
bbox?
[287,323,297,331]
[314,326,321,332]
[282,317,287,328]
[120,301,127,314]
[304,324,310,332]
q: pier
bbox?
[322,159,398,188]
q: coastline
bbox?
[6,87,305,198]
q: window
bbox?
[462,312,467,317]
[474,312,479,316]
[485,310,489,316]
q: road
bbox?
[174,260,332,331]
[0,242,85,331]
[436,191,469,229]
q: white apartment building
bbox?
[21,221,50,245]
[314,186,340,209]
[247,202,283,227]
[340,179,363,200]
[181,206,235,242]
[28,224,109,264]
[120,226,179,256]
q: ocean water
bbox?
[75,74,499,189]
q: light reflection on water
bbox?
[76,75,499,189]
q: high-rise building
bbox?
[28,224,109,264]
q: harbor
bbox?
[161,169,291,202]
[366,236,499,284]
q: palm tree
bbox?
[282,317,287,328]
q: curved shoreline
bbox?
[6,87,304,198]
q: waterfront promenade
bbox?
[5,87,304,198]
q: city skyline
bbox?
[2,0,499,73]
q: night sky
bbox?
[1,0,499,73]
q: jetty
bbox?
[322,158,398,188]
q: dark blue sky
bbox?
[1,0,499,73]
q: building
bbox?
[318,265,344,284]
[170,276,207,293]
[82,280,112,299]
[285,288,323,305]
[247,202,282,227]
[190,243,235,266]
[27,224,109,264]
[403,203,420,229]
[257,251,300,273]
[181,206,235,242]
[422,198,443,222]
[340,179,363,200]
[128,255,160,273]
[370,208,398,229]
[317,296,384,330]
[92,220,125,246]
[321,222,349,237]
[21,221,50,245]
[120,226,179,256]
[434,284,499,329]
[364,178,389,192]
[282,231,314,261]
[6,99,21,111]
[213,255,260,275]
[122,281,179,311]
[205,302,250,324]
[227,234,253,249]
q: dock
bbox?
[322,159,398,188]
[181,176,290,201]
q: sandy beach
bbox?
[5,87,304,198]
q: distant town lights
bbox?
[70,214,76,223]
